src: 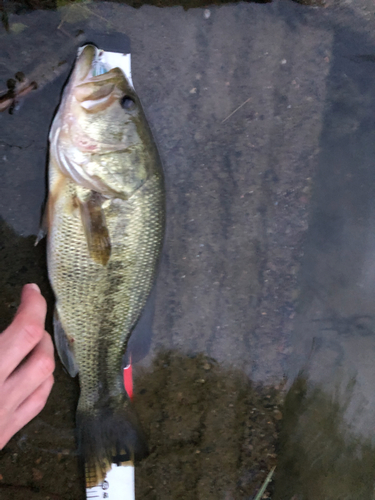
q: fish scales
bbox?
[48,169,164,408]
[45,44,165,484]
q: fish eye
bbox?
[120,95,136,111]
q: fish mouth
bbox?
[73,45,131,112]
[75,45,109,82]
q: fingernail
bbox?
[26,283,40,293]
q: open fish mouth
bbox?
[71,45,135,112]
[73,46,124,112]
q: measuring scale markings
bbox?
[86,462,135,500]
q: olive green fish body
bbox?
[48,165,164,408]
[46,45,165,483]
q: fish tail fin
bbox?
[77,394,148,487]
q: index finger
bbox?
[0,284,47,383]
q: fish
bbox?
[44,44,165,485]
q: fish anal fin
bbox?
[54,309,79,377]
[78,190,111,266]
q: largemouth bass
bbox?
[45,44,165,484]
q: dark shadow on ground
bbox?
[273,17,375,500]
[275,374,375,500]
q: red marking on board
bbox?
[124,358,133,400]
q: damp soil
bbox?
[134,352,283,499]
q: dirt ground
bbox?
[134,352,283,499]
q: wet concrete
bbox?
[1,0,375,498]
[274,20,375,500]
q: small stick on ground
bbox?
[221,97,251,123]
[254,466,276,500]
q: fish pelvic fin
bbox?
[77,190,111,266]
[77,393,148,487]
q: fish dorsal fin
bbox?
[77,189,111,266]
[54,308,79,377]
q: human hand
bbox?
[0,284,55,449]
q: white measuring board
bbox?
[86,463,135,500]
[100,50,134,89]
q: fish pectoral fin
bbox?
[54,309,79,377]
[35,174,68,246]
[34,197,50,246]
[78,190,111,266]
